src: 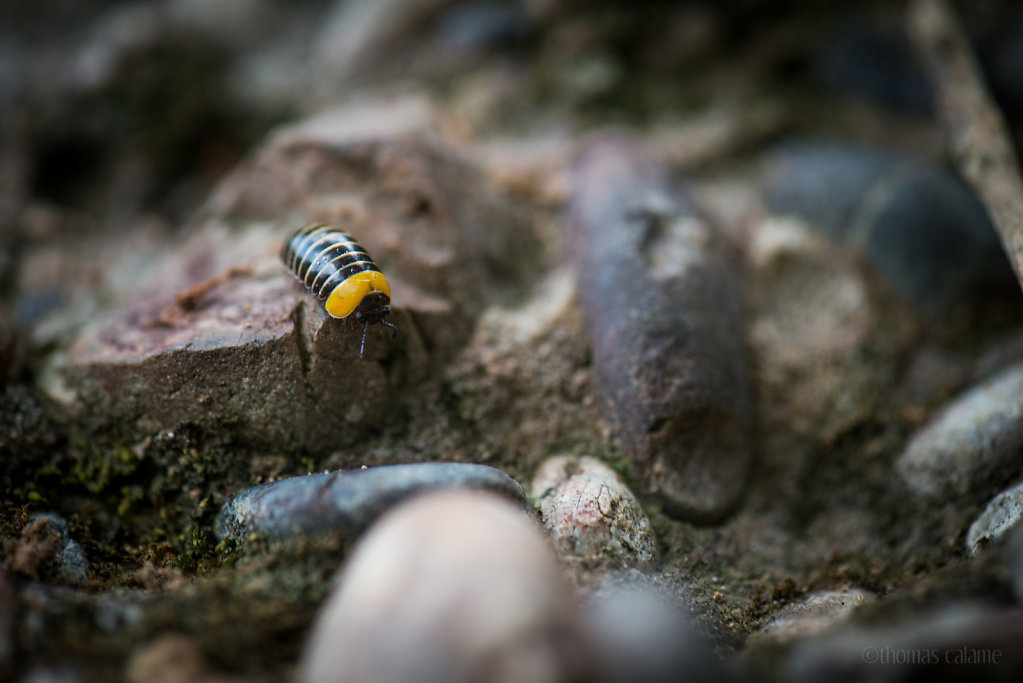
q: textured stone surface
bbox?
[763,141,1016,312]
[897,363,1023,501]
[966,482,1023,556]
[786,603,1023,682]
[567,135,753,523]
[215,462,526,544]
[299,490,589,683]
[532,455,656,570]
[61,97,536,451]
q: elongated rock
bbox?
[215,462,526,544]
[567,136,752,523]
[896,362,1023,501]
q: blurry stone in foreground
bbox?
[299,490,590,683]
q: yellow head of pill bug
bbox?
[324,270,392,319]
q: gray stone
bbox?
[966,481,1023,555]
[897,363,1023,501]
[764,142,1016,312]
[299,489,590,683]
[567,135,753,523]
[215,462,526,544]
[531,455,657,571]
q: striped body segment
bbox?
[281,224,397,356]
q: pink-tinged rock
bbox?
[532,455,656,570]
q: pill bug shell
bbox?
[281,224,397,356]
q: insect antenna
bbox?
[360,322,370,358]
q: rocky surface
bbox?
[5,2,1023,682]
[57,95,536,451]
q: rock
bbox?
[531,455,656,571]
[4,514,88,585]
[299,489,591,683]
[896,363,1023,501]
[215,462,526,545]
[785,603,1023,683]
[750,589,875,647]
[966,482,1023,556]
[584,583,728,683]
[567,135,753,523]
[763,142,1016,313]
[61,96,536,451]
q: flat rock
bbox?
[896,363,1023,501]
[299,489,590,683]
[567,135,753,523]
[215,462,526,545]
[61,96,536,451]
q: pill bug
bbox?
[281,223,398,357]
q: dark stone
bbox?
[763,141,1017,313]
[567,135,753,523]
[215,462,526,544]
